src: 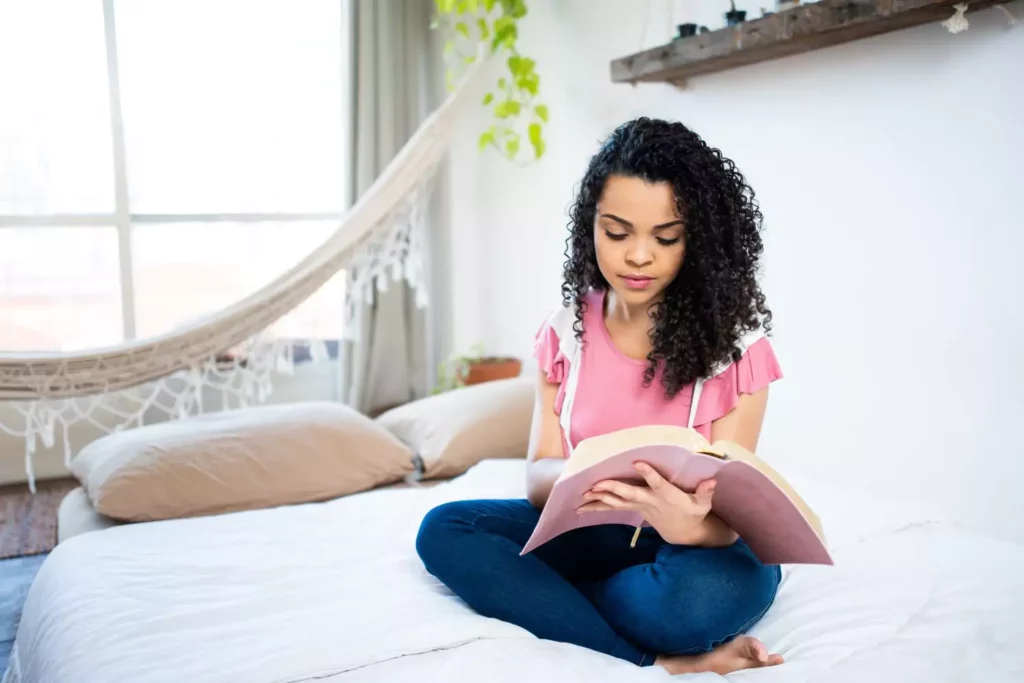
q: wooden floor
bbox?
[0,478,78,560]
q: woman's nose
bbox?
[626,241,653,267]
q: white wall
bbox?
[446,1,1024,542]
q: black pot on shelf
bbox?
[676,22,709,38]
[725,1,747,26]
[725,9,747,25]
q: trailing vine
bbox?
[432,0,547,162]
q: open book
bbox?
[520,425,833,566]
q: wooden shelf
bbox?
[610,0,1004,87]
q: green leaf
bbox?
[506,135,520,157]
[455,21,469,38]
[534,104,548,122]
[507,55,522,76]
[528,122,544,158]
[497,76,507,89]
[492,15,517,49]
[478,129,496,151]
[436,0,457,13]
[494,100,521,118]
[518,72,539,96]
[510,0,528,18]
[483,0,496,10]
[482,92,494,105]
[494,15,514,32]
[463,0,479,12]
[477,17,489,39]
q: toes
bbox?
[739,637,768,661]
[739,637,784,667]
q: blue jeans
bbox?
[415,498,781,667]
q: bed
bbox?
[4,458,1023,683]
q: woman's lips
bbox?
[620,275,654,290]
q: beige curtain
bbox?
[340,0,442,414]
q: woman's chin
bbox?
[610,282,663,306]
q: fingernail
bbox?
[634,463,648,471]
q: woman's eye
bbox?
[656,237,682,246]
[603,231,628,241]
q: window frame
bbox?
[0,0,353,342]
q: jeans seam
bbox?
[465,509,541,533]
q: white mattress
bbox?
[4,459,1023,683]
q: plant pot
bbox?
[463,357,522,386]
[725,9,746,26]
[676,23,709,39]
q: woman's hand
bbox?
[577,462,738,547]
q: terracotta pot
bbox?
[463,357,522,386]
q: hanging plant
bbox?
[432,0,547,162]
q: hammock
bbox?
[0,58,489,489]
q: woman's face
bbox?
[593,174,685,309]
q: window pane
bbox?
[116,0,347,214]
[0,1,115,214]
[0,228,123,351]
[132,222,345,342]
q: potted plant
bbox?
[431,0,548,163]
[433,343,523,393]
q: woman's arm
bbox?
[525,368,566,509]
[697,386,772,545]
[709,385,770,453]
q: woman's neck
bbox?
[604,289,655,333]
[603,290,658,365]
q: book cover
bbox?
[520,425,833,566]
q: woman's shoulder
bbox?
[534,290,602,347]
[691,327,783,429]
[708,325,773,378]
[532,292,604,383]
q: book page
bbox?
[564,425,712,476]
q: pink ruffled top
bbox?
[534,290,783,456]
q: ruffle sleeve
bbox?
[692,337,783,429]
[533,318,569,415]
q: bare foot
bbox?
[655,636,784,676]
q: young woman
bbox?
[416,117,785,675]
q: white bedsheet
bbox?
[4,460,1023,683]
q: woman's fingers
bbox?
[577,500,617,513]
[691,478,717,510]
[579,490,633,510]
[590,479,649,503]
[633,462,670,493]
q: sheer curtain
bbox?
[340,0,442,414]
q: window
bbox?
[0,0,350,352]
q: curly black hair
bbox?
[561,117,772,399]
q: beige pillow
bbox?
[375,376,534,480]
[70,401,414,522]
